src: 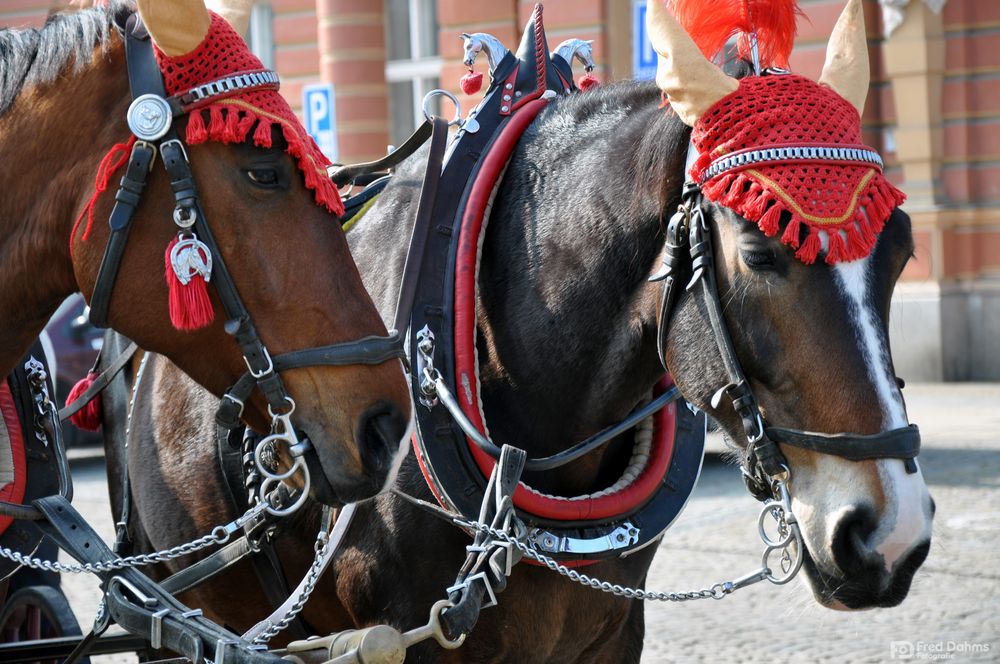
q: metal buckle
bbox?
[245,347,275,379]
[221,393,245,417]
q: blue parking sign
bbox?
[633,1,657,80]
[303,83,338,162]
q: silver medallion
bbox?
[127,94,172,141]
[169,236,213,286]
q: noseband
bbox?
[87,15,404,500]
[651,182,921,501]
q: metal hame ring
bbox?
[422,89,462,126]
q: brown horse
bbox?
[100,2,932,661]
[0,0,410,503]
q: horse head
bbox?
[0,0,411,503]
[647,0,932,609]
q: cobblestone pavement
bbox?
[642,384,999,663]
[53,384,998,663]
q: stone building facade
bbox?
[3,0,996,380]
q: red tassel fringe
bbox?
[164,237,215,331]
[65,372,102,432]
[186,110,208,143]
[703,170,907,265]
[460,70,484,96]
[188,103,346,216]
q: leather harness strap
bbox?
[392,117,449,337]
[58,342,138,421]
[89,16,159,327]
[329,120,433,188]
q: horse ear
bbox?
[206,0,254,37]
[818,0,869,115]
[645,0,738,126]
[136,0,211,57]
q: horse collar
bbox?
[402,7,703,564]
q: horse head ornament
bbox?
[553,38,595,73]
[460,32,509,72]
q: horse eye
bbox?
[740,249,776,270]
[245,168,280,187]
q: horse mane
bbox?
[0,1,130,117]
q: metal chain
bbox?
[250,517,332,645]
[447,475,803,604]
[0,502,268,574]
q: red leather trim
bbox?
[452,96,678,521]
[0,380,27,535]
[412,431,450,510]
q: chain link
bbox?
[447,475,803,604]
[250,519,332,645]
[0,502,268,574]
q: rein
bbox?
[650,182,921,501]
[86,14,405,507]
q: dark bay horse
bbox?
[105,82,932,663]
[0,1,410,502]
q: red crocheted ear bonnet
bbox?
[155,12,343,216]
[690,74,906,264]
[648,0,905,265]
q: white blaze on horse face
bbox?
[831,256,932,572]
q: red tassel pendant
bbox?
[165,235,215,331]
[66,372,102,431]
[460,69,484,95]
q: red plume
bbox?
[669,0,803,69]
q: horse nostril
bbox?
[359,406,406,474]
[831,505,879,574]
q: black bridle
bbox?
[651,182,921,501]
[88,15,404,485]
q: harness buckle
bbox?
[245,346,275,379]
[160,137,190,164]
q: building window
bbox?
[247,3,274,70]
[385,0,441,146]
